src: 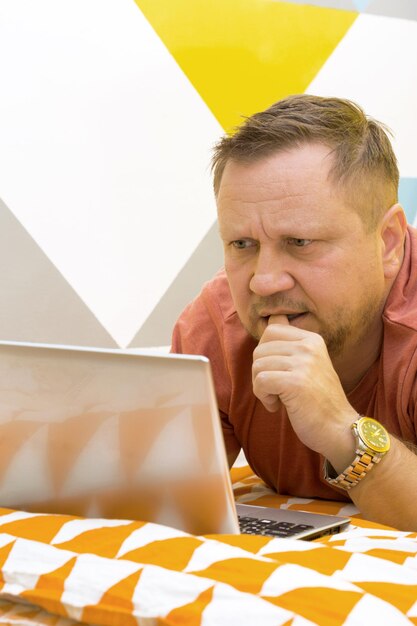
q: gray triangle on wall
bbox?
[128,220,224,348]
[272,0,417,19]
[365,0,417,20]
[0,197,117,347]
[271,1,358,11]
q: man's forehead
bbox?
[216,146,366,236]
[217,144,338,207]
[219,143,336,186]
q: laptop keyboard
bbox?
[238,515,314,538]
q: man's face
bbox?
[217,143,387,359]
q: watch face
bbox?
[357,417,390,453]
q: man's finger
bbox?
[268,314,290,326]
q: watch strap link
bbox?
[324,449,382,490]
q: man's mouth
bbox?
[263,312,308,323]
[286,312,307,322]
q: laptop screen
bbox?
[0,342,239,534]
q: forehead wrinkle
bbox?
[217,147,350,235]
[218,188,331,234]
[219,174,328,206]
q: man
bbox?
[171,94,417,531]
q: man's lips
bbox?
[287,313,306,321]
[261,312,308,322]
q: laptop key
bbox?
[285,524,315,536]
[266,529,294,537]
[238,515,314,538]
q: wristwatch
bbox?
[324,416,390,490]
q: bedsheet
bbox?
[0,465,417,626]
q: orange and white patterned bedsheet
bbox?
[0,465,416,626]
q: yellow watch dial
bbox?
[356,417,390,453]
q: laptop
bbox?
[0,341,349,539]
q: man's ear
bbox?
[380,203,407,279]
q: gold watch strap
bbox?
[324,450,382,490]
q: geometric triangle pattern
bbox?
[0,335,234,530]
[0,0,222,349]
[0,0,417,352]
[0,198,117,348]
[1,465,417,625]
[135,0,357,132]
[1,0,417,620]
[0,402,224,524]
[128,220,224,348]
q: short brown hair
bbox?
[212,94,399,230]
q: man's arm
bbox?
[252,315,417,531]
[344,438,417,530]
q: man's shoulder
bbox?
[199,269,236,320]
[173,268,239,340]
[171,269,254,383]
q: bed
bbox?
[1,463,416,626]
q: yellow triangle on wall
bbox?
[134,0,357,132]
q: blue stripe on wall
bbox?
[399,177,417,226]
[353,0,372,11]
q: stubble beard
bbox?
[245,292,384,360]
[321,289,385,359]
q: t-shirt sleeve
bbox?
[171,289,241,460]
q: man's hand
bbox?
[252,315,417,531]
[252,314,356,461]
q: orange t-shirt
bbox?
[171,226,417,501]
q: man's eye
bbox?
[287,238,313,247]
[231,239,254,249]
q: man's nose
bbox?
[249,249,295,296]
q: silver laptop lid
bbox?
[0,341,239,535]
